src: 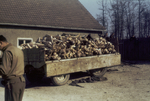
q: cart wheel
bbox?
[90,68,107,77]
[51,74,70,86]
[25,65,44,83]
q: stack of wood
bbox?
[20,34,116,60]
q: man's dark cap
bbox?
[0,35,7,42]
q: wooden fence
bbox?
[119,38,150,61]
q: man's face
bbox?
[0,41,4,50]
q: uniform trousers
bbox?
[4,76,25,101]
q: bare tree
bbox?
[96,0,108,30]
[96,0,150,39]
[124,1,138,38]
[137,0,146,38]
[107,0,127,39]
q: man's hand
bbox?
[1,80,7,86]
[0,68,5,75]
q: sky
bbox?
[79,0,150,19]
[78,0,100,19]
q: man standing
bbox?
[0,35,25,101]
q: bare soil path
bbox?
[0,61,150,101]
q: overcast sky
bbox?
[79,0,150,19]
[78,0,100,19]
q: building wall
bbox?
[0,27,100,47]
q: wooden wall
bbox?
[119,38,150,61]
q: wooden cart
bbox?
[23,48,121,86]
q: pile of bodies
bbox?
[20,34,116,60]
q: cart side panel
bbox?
[23,48,45,68]
[46,58,80,77]
[92,54,121,68]
[46,54,121,77]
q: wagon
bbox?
[23,48,121,86]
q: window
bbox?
[17,38,33,48]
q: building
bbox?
[0,0,106,47]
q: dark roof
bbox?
[0,0,106,31]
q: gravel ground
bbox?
[0,61,150,101]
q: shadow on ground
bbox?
[122,60,150,65]
[25,72,91,88]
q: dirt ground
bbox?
[0,61,150,101]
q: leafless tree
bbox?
[97,0,150,39]
[142,10,149,37]
[137,0,146,38]
[96,0,108,30]
[107,0,127,39]
[124,1,138,38]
